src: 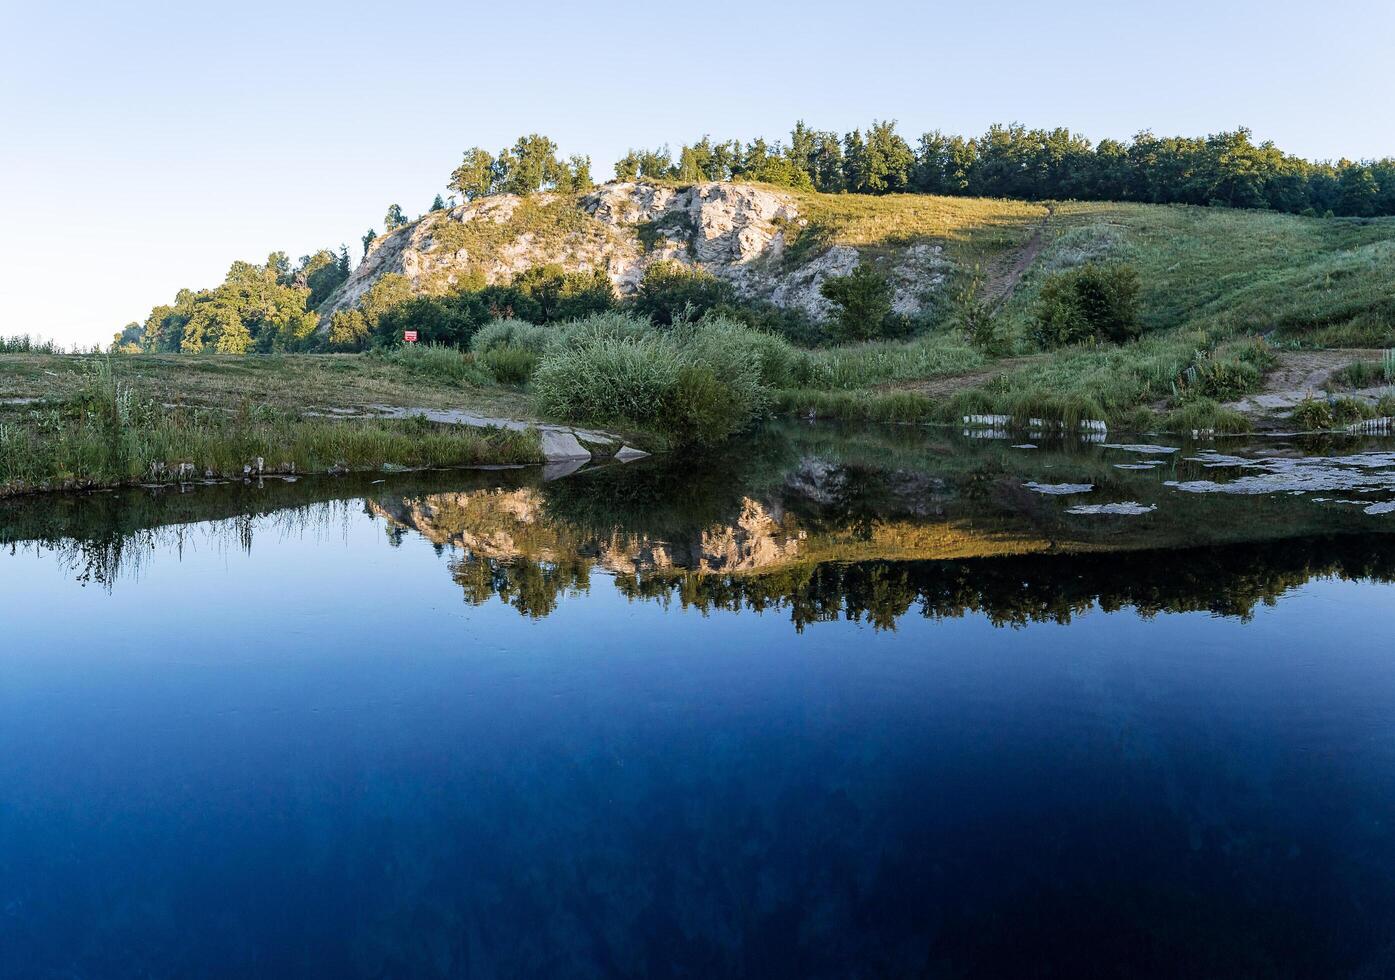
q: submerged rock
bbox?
[1066,502,1157,516]
[1024,482,1094,496]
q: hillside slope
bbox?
[323,182,1044,322]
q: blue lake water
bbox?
[3,426,1395,978]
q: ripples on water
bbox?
[3,423,1395,978]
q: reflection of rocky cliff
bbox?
[368,489,810,576]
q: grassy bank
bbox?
[0,360,540,497]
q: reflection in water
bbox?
[6,423,1395,978]
[8,423,1395,629]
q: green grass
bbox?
[0,358,542,496]
[798,203,1395,431]
[789,335,984,390]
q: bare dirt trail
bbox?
[983,203,1055,313]
[881,206,1057,399]
[1227,349,1388,415]
[884,355,1050,398]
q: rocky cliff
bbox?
[323,182,952,321]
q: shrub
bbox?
[470,318,552,354]
[948,271,1003,355]
[820,265,899,342]
[1331,396,1375,425]
[482,346,539,385]
[1032,262,1141,349]
[690,317,799,388]
[531,327,767,447]
[549,310,657,348]
[1290,397,1335,431]
[630,261,737,326]
[707,301,824,346]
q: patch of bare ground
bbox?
[880,355,1050,398]
[1227,349,1388,416]
[983,204,1055,312]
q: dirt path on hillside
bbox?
[983,204,1055,312]
[1227,349,1388,415]
[882,355,1050,398]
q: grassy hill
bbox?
[4,188,1395,495]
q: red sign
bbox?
[403,330,419,343]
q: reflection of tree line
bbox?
[448,536,1395,629]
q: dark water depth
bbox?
[3,424,1395,979]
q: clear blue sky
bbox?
[2,0,1392,346]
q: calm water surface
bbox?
[3,424,1395,978]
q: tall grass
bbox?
[0,358,540,496]
[372,343,493,385]
[531,318,784,446]
[791,335,983,390]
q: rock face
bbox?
[321,182,952,324]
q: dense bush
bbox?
[1290,398,1335,431]
[531,319,776,447]
[469,318,553,354]
[630,262,737,326]
[1032,263,1141,349]
[481,346,539,385]
[819,265,903,342]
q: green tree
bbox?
[1033,263,1141,348]
[1338,164,1380,216]
[328,309,371,351]
[614,150,641,182]
[819,265,896,341]
[431,193,447,211]
[384,204,407,231]
[632,262,736,326]
[862,120,914,193]
[498,133,563,195]
[362,228,377,258]
[449,147,497,201]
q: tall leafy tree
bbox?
[449,147,497,201]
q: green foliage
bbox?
[139,256,321,355]
[949,270,1002,354]
[689,317,799,388]
[1331,396,1375,425]
[506,265,615,323]
[820,265,898,341]
[481,346,539,385]
[1,335,64,354]
[375,343,493,386]
[1172,341,1272,402]
[448,148,496,201]
[385,204,407,231]
[327,309,371,352]
[469,318,553,354]
[631,262,737,326]
[531,318,774,447]
[1290,397,1335,430]
[1032,262,1141,349]
[1163,398,1252,434]
[1330,356,1394,389]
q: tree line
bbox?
[441,121,1395,217]
[134,248,350,353]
